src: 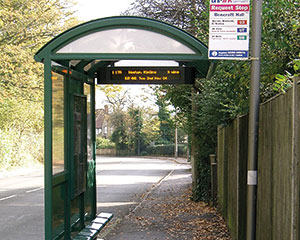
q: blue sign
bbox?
[237,28,247,33]
[209,50,249,58]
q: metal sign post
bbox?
[208,0,263,239]
[247,0,263,239]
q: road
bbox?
[0,167,44,240]
[0,156,189,239]
[96,156,189,220]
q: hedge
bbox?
[96,137,115,149]
[145,144,187,157]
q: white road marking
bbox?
[0,195,16,201]
[16,215,25,221]
[25,187,44,193]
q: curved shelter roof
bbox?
[35,16,215,78]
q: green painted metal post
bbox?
[91,81,97,219]
[65,65,71,239]
[44,57,53,240]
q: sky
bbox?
[73,0,135,21]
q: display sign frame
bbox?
[97,66,195,84]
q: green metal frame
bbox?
[35,16,214,240]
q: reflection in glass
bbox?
[84,84,93,162]
[84,83,93,220]
[57,28,196,54]
[52,71,64,174]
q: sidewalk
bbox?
[99,160,230,240]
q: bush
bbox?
[145,144,187,157]
[140,151,148,156]
[96,137,115,149]
[0,129,43,170]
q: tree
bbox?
[141,107,160,145]
[262,0,300,92]
[124,0,206,36]
[97,85,126,112]
[0,0,78,104]
[125,0,300,201]
[156,95,174,144]
[128,107,144,155]
[0,0,79,169]
[110,111,129,151]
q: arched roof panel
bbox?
[35,16,214,78]
[56,28,196,54]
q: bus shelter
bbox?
[34,16,214,240]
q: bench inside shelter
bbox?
[73,213,113,240]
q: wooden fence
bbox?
[217,78,299,239]
[96,148,116,156]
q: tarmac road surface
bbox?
[96,156,188,219]
[0,167,44,240]
[0,156,188,239]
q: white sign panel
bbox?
[209,0,250,60]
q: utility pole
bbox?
[175,127,178,159]
[247,0,263,239]
[138,110,141,155]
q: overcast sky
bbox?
[73,0,134,21]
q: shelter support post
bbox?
[44,57,53,240]
[91,81,97,220]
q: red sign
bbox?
[210,4,250,11]
[237,20,248,25]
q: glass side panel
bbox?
[52,183,66,239]
[52,71,65,175]
[57,28,196,54]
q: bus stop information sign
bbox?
[208,0,250,60]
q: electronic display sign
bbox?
[97,67,195,84]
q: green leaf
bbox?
[275,74,286,81]
[293,59,300,72]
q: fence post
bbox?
[191,88,199,199]
[210,154,217,206]
[291,77,299,239]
